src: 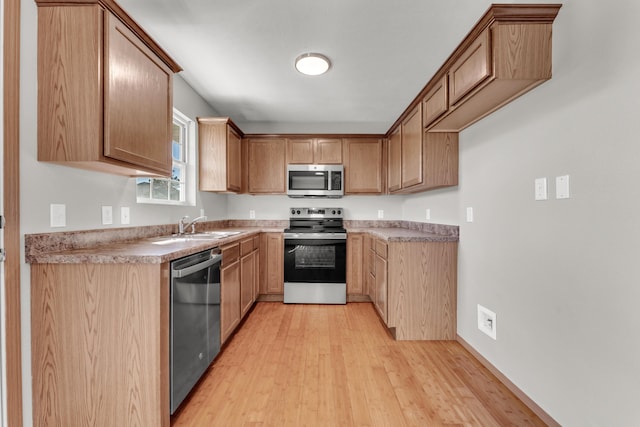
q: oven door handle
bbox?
[288,245,300,254]
[172,254,222,278]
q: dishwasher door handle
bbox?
[172,254,222,278]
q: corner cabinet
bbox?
[198,118,243,192]
[343,138,385,194]
[36,0,181,177]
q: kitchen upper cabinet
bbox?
[401,104,423,189]
[221,243,241,344]
[387,127,401,192]
[422,75,449,128]
[388,106,457,194]
[346,233,364,296]
[36,0,181,177]
[426,5,561,132]
[343,138,384,194]
[287,138,342,164]
[198,118,243,193]
[259,233,284,294]
[247,138,287,194]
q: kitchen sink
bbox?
[151,230,243,245]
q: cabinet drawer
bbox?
[423,75,449,127]
[221,243,240,266]
[240,237,254,256]
[375,239,387,259]
[448,28,491,105]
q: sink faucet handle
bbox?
[178,215,190,234]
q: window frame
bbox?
[136,108,196,206]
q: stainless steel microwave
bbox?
[287,164,344,198]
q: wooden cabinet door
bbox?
[248,139,286,193]
[260,233,284,294]
[375,253,387,323]
[253,237,260,301]
[387,127,402,192]
[104,12,173,175]
[240,251,254,318]
[343,138,384,194]
[423,75,449,128]
[401,104,423,189]
[287,138,314,164]
[227,126,242,192]
[221,245,241,344]
[448,28,491,105]
[346,233,364,295]
[315,138,342,164]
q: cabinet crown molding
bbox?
[35,0,182,72]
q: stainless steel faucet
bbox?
[178,215,207,235]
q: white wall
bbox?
[401,0,640,425]
[228,194,403,220]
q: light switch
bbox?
[50,204,66,228]
[556,175,570,199]
[377,210,384,219]
[466,207,474,222]
[102,205,113,225]
[535,177,547,200]
[426,208,431,221]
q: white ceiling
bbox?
[118,0,503,134]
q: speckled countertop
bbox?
[25,220,458,264]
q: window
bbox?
[136,109,196,205]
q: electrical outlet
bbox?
[477,304,497,340]
[377,210,384,219]
[50,204,66,228]
[249,210,256,219]
[102,206,113,225]
[426,209,431,221]
[120,206,130,225]
[466,207,474,222]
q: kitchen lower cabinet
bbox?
[346,233,364,296]
[374,239,388,323]
[240,237,258,317]
[221,243,241,344]
[30,263,170,427]
[367,235,458,340]
[259,232,284,295]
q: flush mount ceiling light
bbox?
[295,53,331,76]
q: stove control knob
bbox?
[337,209,342,215]
[296,210,301,215]
[291,209,296,215]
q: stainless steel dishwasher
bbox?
[170,247,222,414]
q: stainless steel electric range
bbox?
[283,207,347,304]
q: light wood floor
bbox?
[172,302,546,426]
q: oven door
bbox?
[283,235,346,283]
